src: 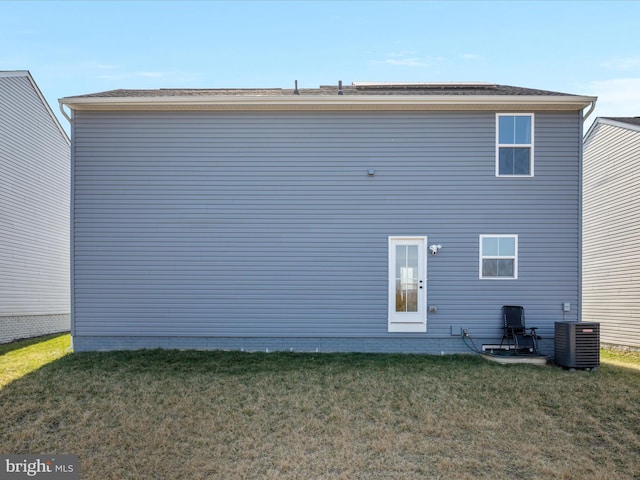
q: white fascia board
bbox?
[596,117,640,133]
[0,70,31,78]
[584,117,640,144]
[59,94,598,112]
[1,70,69,145]
[24,72,70,145]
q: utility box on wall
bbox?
[554,321,600,369]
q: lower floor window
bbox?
[480,235,518,279]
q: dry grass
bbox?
[1,338,639,479]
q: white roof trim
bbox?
[60,94,598,112]
[0,70,31,78]
[597,117,640,133]
[584,117,640,143]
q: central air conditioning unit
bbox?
[554,321,600,369]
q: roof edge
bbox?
[60,94,597,112]
[598,117,640,132]
[0,70,31,78]
[585,117,640,142]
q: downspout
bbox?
[582,100,596,123]
[578,100,596,324]
[59,102,72,123]
[60,101,76,347]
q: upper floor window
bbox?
[496,114,534,177]
[480,235,518,279]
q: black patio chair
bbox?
[500,305,540,354]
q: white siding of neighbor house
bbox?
[0,72,70,343]
[583,120,640,349]
[71,110,581,352]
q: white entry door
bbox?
[388,237,427,332]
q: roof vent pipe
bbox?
[294,80,299,95]
[338,80,343,95]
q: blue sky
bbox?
[2,0,639,132]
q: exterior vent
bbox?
[554,321,600,369]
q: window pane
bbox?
[499,147,514,174]
[405,286,418,312]
[395,245,418,313]
[482,237,499,256]
[395,245,406,279]
[407,246,418,275]
[500,115,531,145]
[405,245,418,312]
[396,285,407,312]
[497,259,515,277]
[395,245,406,311]
[499,147,529,175]
[497,237,516,256]
[513,148,530,175]
[482,259,497,277]
[483,259,515,278]
[515,116,531,144]
[498,116,515,144]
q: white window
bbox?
[496,114,534,177]
[480,235,518,279]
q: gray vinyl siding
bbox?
[72,110,581,351]
[583,121,640,349]
[0,74,70,341]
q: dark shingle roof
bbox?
[602,117,640,127]
[64,82,581,99]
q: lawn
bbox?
[1,335,639,479]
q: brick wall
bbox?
[0,314,70,344]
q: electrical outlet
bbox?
[463,329,469,337]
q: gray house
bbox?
[1,71,70,343]
[583,117,640,350]
[59,82,596,353]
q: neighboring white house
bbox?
[583,117,640,350]
[0,71,70,343]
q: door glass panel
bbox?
[395,245,419,312]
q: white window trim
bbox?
[479,234,518,280]
[495,113,535,177]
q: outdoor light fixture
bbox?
[367,168,376,176]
